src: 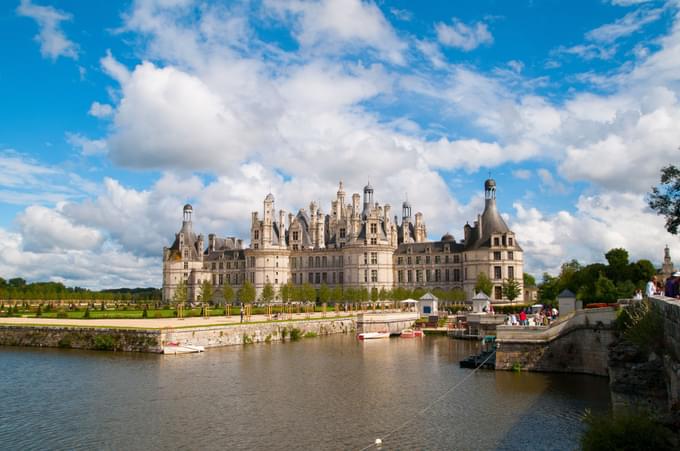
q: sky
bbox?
[0,0,679,289]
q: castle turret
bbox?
[362,182,374,219]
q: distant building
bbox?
[162,179,524,303]
[661,244,676,282]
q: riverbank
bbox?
[0,315,356,352]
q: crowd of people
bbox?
[646,272,680,299]
[505,306,558,327]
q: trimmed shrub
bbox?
[83,307,91,319]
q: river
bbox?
[0,335,610,450]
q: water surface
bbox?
[0,335,610,450]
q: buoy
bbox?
[375,438,382,446]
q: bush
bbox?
[303,331,318,338]
[290,328,302,341]
[142,307,148,318]
[93,334,116,351]
[35,305,42,317]
[615,301,664,355]
[581,410,675,451]
[494,304,532,314]
[83,307,91,319]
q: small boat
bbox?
[162,344,205,354]
[357,331,391,340]
[400,328,423,338]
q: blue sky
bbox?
[0,0,679,288]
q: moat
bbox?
[0,335,610,450]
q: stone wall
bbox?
[495,308,617,376]
[0,325,161,352]
[162,318,355,347]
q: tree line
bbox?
[174,279,468,306]
[537,248,656,304]
[0,278,161,303]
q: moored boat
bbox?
[357,331,391,340]
[400,328,423,338]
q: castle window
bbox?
[254,230,259,240]
[322,256,327,267]
[407,270,413,283]
[275,279,278,285]
[435,256,440,264]
[509,237,513,246]
[292,231,299,241]
[464,268,468,280]
[494,266,502,280]
[315,256,320,267]
[253,243,259,249]
[445,255,449,264]
[508,251,514,260]
[219,262,223,270]
[227,274,231,284]
[494,286,502,300]
[364,253,368,265]
[371,252,378,265]
[309,256,314,267]
[426,269,431,282]
[293,244,298,251]
[426,256,431,264]
[364,270,368,283]
[370,223,377,234]
[227,262,231,269]
[339,228,346,239]
[397,256,403,265]
[493,237,500,247]
[416,270,423,283]
[415,256,421,265]
[445,269,450,282]
[315,273,320,284]
[184,262,188,270]
[212,275,217,285]
[494,251,501,261]
[184,250,189,259]
[444,245,449,252]
[371,270,378,282]
[453,255,460,264]
[398,270,404,282]
[339,272,344,283]
[212,262,217,270]
[508,266,515,279]
[332,272,336,283]
[370,238,377,245]
[426,247,431,253]
[322,272,327,283]
[308,273,314,283]
[434,269,440,282]
[407,256,412,265]
[453,268,461,282]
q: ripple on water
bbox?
[0,337,610,451]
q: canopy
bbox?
[400,299,419,304]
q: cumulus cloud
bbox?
[17,205,103,252]
[16,0,78,60]
[586,7,663,43]
[512,192,680,277]
[435,18,493,51]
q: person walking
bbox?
[519,309,527,326]
[240,306,244,323]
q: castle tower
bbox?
[662,245,675,281]
[362,182,374,219]
[263,193,274,247]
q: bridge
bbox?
[356,312,419,335]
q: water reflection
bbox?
[0,336,609,450]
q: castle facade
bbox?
[162,179,523,303]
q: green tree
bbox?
[648,164,680,235]
[260,282,275,304]
[279,282,292,304]
[370,287,379,302]
[222,283,234,305]
[301,283,316,303]
[172,280,187,306]
[238,281,256,304]
[523,272,536,287]
[378,287,388,301]
[502,278,521,302]
[474,271,492,296]
[331,286,343,304]
[605,248,630,283]
[200,280,213,304]
[595,274,618,303]
[359,287,369,303]
[318,283,331,305]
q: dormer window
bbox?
[292,231,299,241]
[254,230,260,240]
[493,236,500,247]
[339,228,346,238]
[370,223,377,234]
[508,237,513,246]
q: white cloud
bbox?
[16,0,78,60]
[17,205,103,252]
[435,18,493,51]
[88,102,114,118]
[66,132,107,156]
[512,192,680,277]
[512,169,532,180]
[610,0,654,6]
[266,0,407,64]
[586,7,663,43]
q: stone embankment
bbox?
[608,296,680,422]
[495,307,617,376]
[0,317,356,353]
